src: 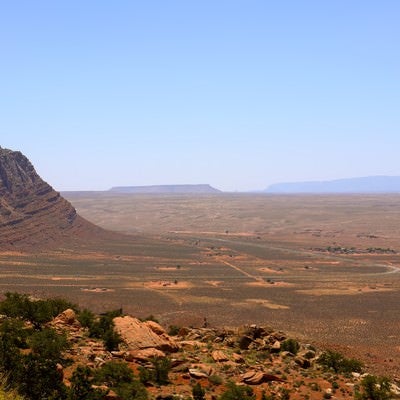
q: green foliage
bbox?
[138,357,171,386]
[0,293,76,329]
[114,381,148,400]
[103,329,122,352]
[68,366,105,400]
[281,339,300,355]
[192,383,206,400]
[77,309,96,329]
[17,354,68,400]
[139,315,159,323]
[94,362,148,400]
[317,350,363,373]
[356,375,392,400]
[208,374,223,385]
[0,320,25,386]
[167,325,180,336]
[88,309,123,351]
[29,328,69,361]
[219,381,255,400]
[94,361,134,387]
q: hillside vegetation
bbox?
[0,292,396,400]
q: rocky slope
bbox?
[53,310,399,400]
[0,147,102,249]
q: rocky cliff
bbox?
[0,147,100,249]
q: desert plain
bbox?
[2,193,400,376]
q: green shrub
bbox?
[281,339,300,354]
[209,374,223,385]
[168,325,180,336]
[17,354,68,400]
[219,381,255,400]
[77,309,96,329]
[29,328,69,361]
[192,383,206,400]
[355,375,392,400]
[94,361,134,387]
[68,366,105,400]
[317,350,363,373]
[0,293,76,330]
[138,357,171,386]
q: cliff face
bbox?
[0,147,95,248]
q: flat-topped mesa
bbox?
[0,147,97,249]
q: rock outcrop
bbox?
[0,147,101,249]
[113,316,179,353]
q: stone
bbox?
[271,340,281,352]
[113,316,179,353]
[189,369,209,379]
[242,371,265,385]
[212,350,229,362]
[125,348,166,362]
[294,356,311,369]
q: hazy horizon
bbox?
[1,1,399,192]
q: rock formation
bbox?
[0,146,101,249]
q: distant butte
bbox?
[0,147,103,249]
[109,184,221,194]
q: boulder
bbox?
[271,340,281,352]
[212,350,229,362]
[125,348,166,362]
[242,371,265,385]
[113,316,179,353]
[53,309,79,326]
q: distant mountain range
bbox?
[109,184,221,194]
[266,176,400,194]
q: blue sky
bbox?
[1,1,399,191]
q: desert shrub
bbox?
[0,293,76,330]
[114,381,148,400]
[138,357,171,386]
[317,350,363,373]
[94,361,134,387]
[192,382,206,400]
[77,309,96,329]
[219,381,255,400]
[88,309,123,351]
[103,328,122,352]
[29,328,69,361]
[17,354,68,400]
[281,339,300,354]
[151,357,171,385]
[209,374,223,385]
[68,366,105,400]
[168,325,180,336]
[0,382,24,400]
[94,362,147,400]
[355,375,392,400]
[139,315,159,323]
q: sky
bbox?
[0,1,399,192]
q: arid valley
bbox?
[3,191,400,377]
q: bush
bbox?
[17,354,68,400]
[356,375,392,400]
[317,350,363,373]
[219,381,255,400]
[138,357,171,386]
[77,309,96,329]
[281,339,300,354]
[68,366,105,400]
[29,328,69,361]
[0,293,76,330]
[94,361,134,387]
[192,383,206,400]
